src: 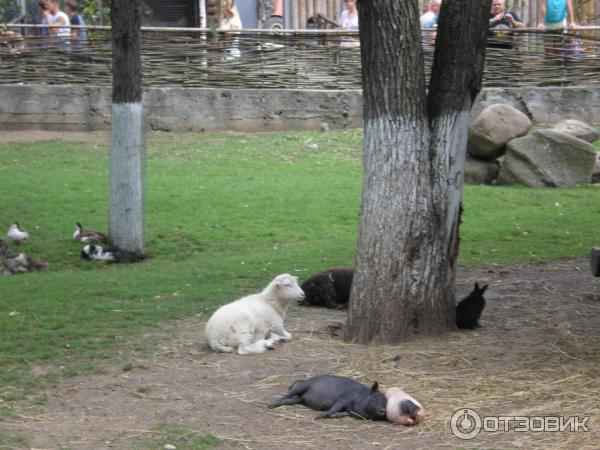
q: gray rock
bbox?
[464,156,500,185]
[592,153,600,184]
[497,129,596,187]
[552,119,600,143]
[469,104,532,160]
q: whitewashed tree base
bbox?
[109,102,144,254]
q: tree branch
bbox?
[427,0,489,119]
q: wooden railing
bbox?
[1,25,599,89]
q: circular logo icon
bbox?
[450,408,482,440]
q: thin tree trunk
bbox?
[109,0,145,255]
[345,0,488,343]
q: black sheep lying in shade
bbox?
[456,282,489,329]
[300,268,489,331]
[299,267,354,309]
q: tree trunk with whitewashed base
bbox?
[109,0,145,255]
[345,0,489,343]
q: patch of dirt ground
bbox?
[0,131,110,143]
[2,259,600,450]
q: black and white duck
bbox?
[80,244,145,263]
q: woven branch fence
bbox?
[1,25,599,89]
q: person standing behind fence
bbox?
[1,31,26,56]
[339,0,358,30]
[41,0,71,38]
[37,1,50,37]
[489,0,523,29]
[219,0,242,60]
[65,0,87,43]
[537,0,576,31]
[339,0,359,48]
[420,0,441,45]
[219,0,242,30]
[537,0,577,59]
[420,0,441,29]
[488,0,523,50]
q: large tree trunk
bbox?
[109,0,145,255]
[345,0,489,343]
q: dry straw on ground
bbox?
[2,259,598,449]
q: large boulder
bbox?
[464,156,500,185]
[593,153,600,184]
[497,129,596,187]
[468,104,532,161]
[552,119,600,143]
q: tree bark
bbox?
[109,0,145,255]
[345,0,489,343]
[111,0,141,104]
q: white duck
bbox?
[73,222,108,244]
[7,222,29,244]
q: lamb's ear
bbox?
[474,282,480,291]
[479,284,489,294]
[370,381,379,393]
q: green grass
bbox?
[0,130,599,419]
[131,423,220,450]
[0,431,29,449]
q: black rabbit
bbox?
[456,282,489,330]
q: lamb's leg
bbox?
[270,320,292,342]
[212,344,235,353]
[269,331,291,343]
[238,338,275,355]
[207,338,235,353]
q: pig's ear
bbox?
[370,381,379,393]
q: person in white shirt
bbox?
[338,0,359,48]
[42,0,71,38]
[420,0,441,29]
[219,0,242,59]
[219,0,242,30]
[339,0,358,30]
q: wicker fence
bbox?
[1,25,599,89]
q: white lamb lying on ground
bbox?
[205,273,305,355]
